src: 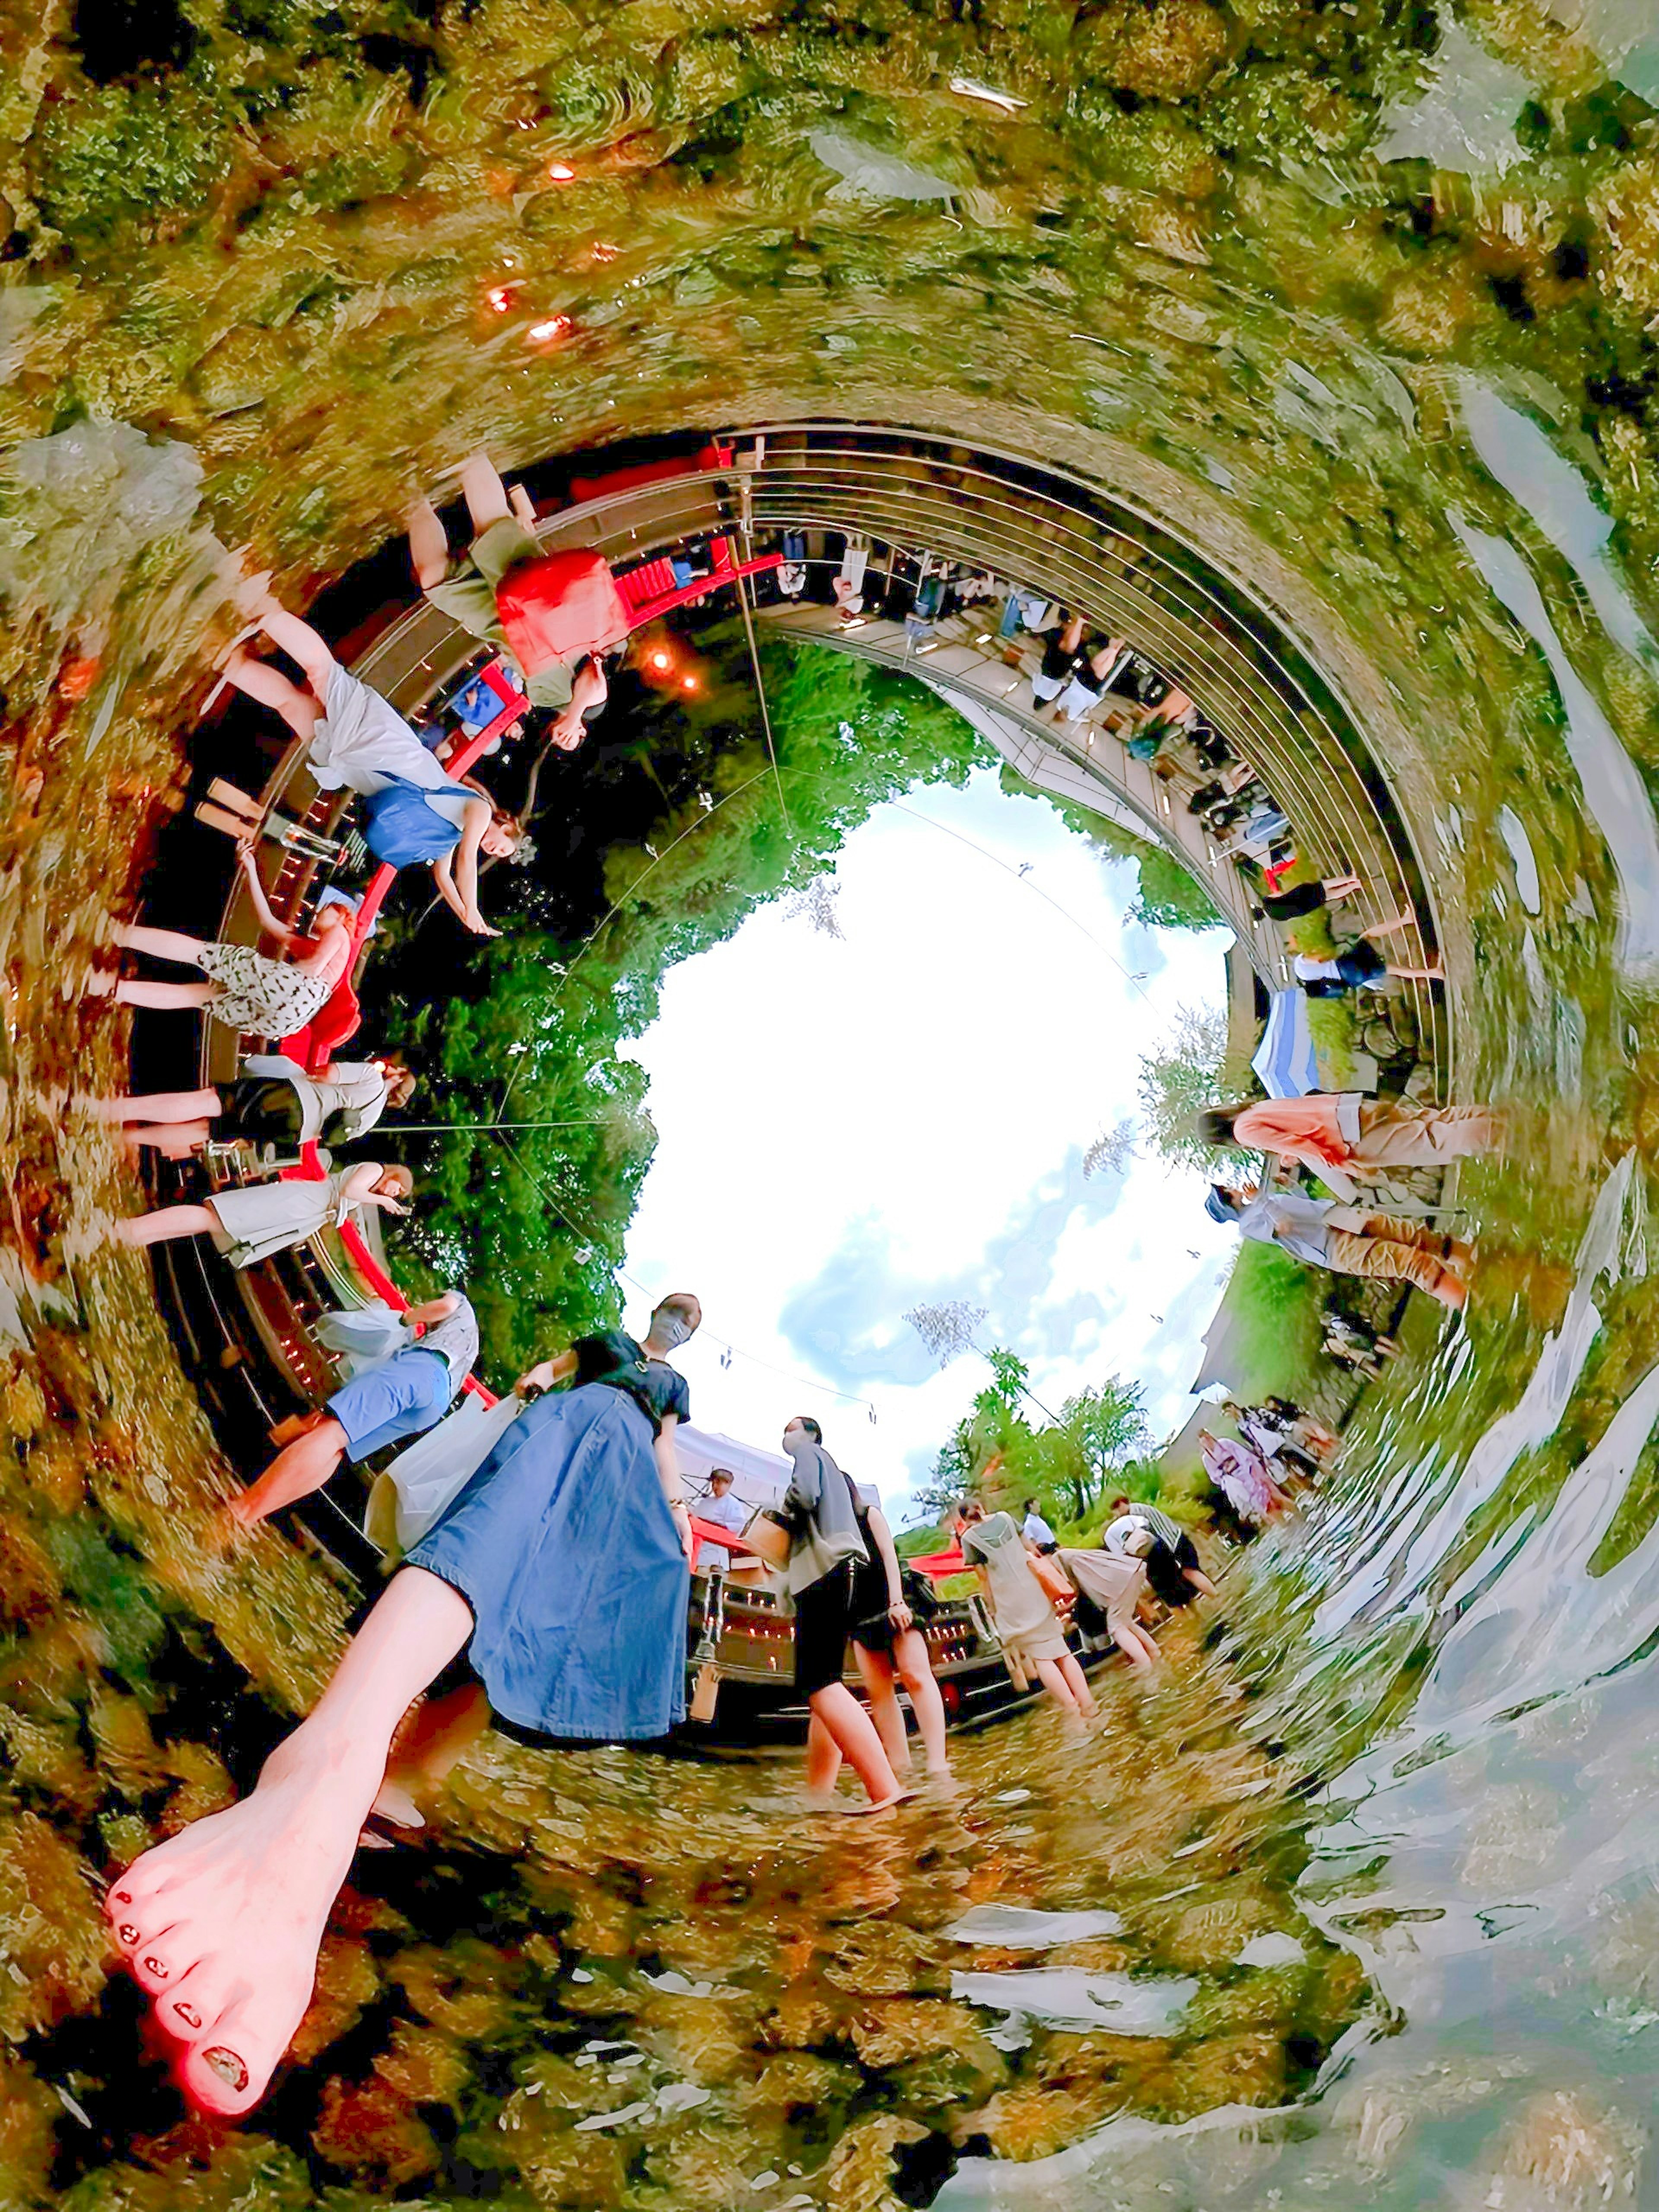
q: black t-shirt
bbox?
[570,1330,690,1436]
[1040,634,1088,683]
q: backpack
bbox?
[495,548,631,676]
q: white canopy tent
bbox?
[674,1424,791,1512]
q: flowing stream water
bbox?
[8,3,1659,2207]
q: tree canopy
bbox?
[913,1346,1149,1532]
[377,630,989,1374]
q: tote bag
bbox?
[364,1390,525,1559]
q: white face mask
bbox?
[650,1309,693,1350]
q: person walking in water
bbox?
[104,845,355,1039]
[221,595,519,934]
[407,452,619,740]
[90,1054,414,1160]
[1206,1181,1473,1310]
[115,1160,413,1262]
[958,1501,1097,1717]
[823,1478,952,1788]
[229,1289,478,1529]
[104,1294,702,2119]
[782,1418,912,1814]
[1197,1092,1500,1203]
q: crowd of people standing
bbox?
[92,468,1447,2125]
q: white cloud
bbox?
[621,766,1239,1519]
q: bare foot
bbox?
[838,1786,919,1816]
[106,1756,367,2115]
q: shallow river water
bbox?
[10,2,1659,2207]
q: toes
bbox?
[153,1956,243,2046]
[174,1998,282,2120]
[127,1929,187,1995]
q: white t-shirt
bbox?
[697,1488,748,1560]
[1022,1510,1056,1546]
[1293,953,1341,983]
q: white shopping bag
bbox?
[316,1300,414,1379]
[364,1390,525,1560]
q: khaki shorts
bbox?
[423,517,575,710]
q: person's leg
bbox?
[1182,1566,1219,1599]
[106,1567,474,2116]
[251,604,339,703]
[459,452,514,536]
[1031,1657,1081,1712]
[851,1644,911,1776]
[804,1711,843,1796]
[1361,909,1417,942]
[1055,1651,1098,1714]
[113,922,209,965]
[115,979,216,1011]
[373,1681,492,1826]
[1327,1227,1465,1307]
[1354,1101,1499,1167]
[222,647,322,743]
[806,1683,906,1809]
[128,1121,213,1157]
[114,1204,218,1249]
[406,496,450,590]
[890,1629,950,1775]
[90,1087,220,1125]
[1113,1620,1160,1670]
[231,1418,350,1528]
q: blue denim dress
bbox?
[406,1382,689,1741]
[361,776,468,867]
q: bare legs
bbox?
[1033,1652,1099,1715]
[832,1635,952,1786]
[802,1683,906,1811]
[406,496,451,590]
[1105,1618,1162,1673]
[114,1202,225,1250]
[231,1417,349,1528]
[106,1567,474,2116]
[89,1088,221,1158]
[373,1682,493,1827]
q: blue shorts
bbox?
[329,1348,453,1461]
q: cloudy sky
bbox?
[620,762,1238,1522]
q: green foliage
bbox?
[387,635,990,1377]
[1135,1001,1239,1179]
[1213,1237,1328,1403]
[1040,784,1224,936]
[36,81,234,237]
[915,1350,1150,1529]
[1128,844,1224,932]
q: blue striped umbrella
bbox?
[1252,987,1319,1097]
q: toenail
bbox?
[203,2047,249,2092]
[173,2002,202,2028]
[118,1925,140,1945]
[113,1889,131,1904]
[143,1958,168,1976]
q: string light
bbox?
[527,315,572,346]
[547,162,575,181]
[487,285,516,314]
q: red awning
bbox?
[906,1547,968,1580]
